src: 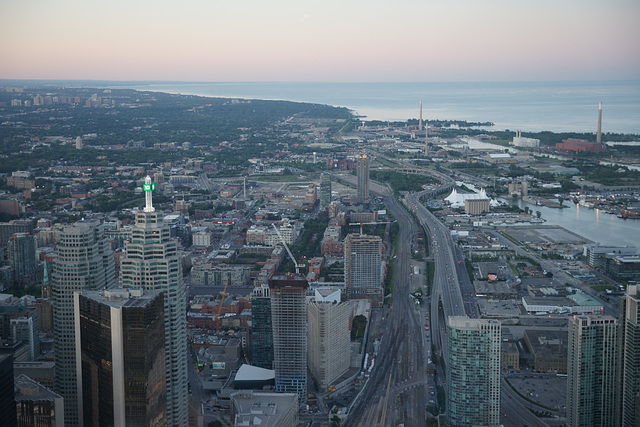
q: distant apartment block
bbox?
[344,233,383,305]
[321,226,343,257]
[356,154,369,199]
[246,219,301,247]
[191,263,250,287]
[464,198,490,215]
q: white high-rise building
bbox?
[52,221,115,426]
[120,177,188,426]
[307,288,351,390]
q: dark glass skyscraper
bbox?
[269,274,308,402]
[0,354,16,425]
[250,285,273,369]
[75,289,166,427]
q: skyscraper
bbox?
[319,173,332,209]
[269,273,308,402]
[75,288,166,426]
[11,313,39,361]
[446,316,501,427]
[15,374,64,427]
[567,315,619,427]
[424,122,429,157]
[120,176,188,426]
[52,221,115,426]
[251,285,273,369]
[356,154,369,199]
[621,285,640,427]
[0,354,16,425]
[307,288,350,390]
[8,232,37,286]
[344,233,382,302]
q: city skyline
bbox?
[1,1,639,82]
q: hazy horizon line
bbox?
[1,78,639,85]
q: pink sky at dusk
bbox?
[1,0,639,82]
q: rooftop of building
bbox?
[522,296,577,307]
[524,329,568,359]
[448,316,500,330]
[14,374,62,402]
[231,390,298,427]
[566,293,602,306]
[235,364,275,382]
[79,288,162,309]
[269,273,309,289]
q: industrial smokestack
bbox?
[419,100,423,132]
[597,101,602,145]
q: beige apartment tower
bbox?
[307,288,351,390]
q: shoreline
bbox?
[96,81,640,134]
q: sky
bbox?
[1,0,639,82]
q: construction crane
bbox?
[216,276,230,335]
[348,221,390,235]
[272,224,300,274]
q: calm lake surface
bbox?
[105,81,640,134]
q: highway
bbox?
[335,177,428,427]
[338,167,549,426]
[406,189,549,427]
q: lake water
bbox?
[104,81,640,134]
[517,201,639,248]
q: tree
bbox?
[557,197,564,206]
[331,415,342,427]
[536,210,542,218]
